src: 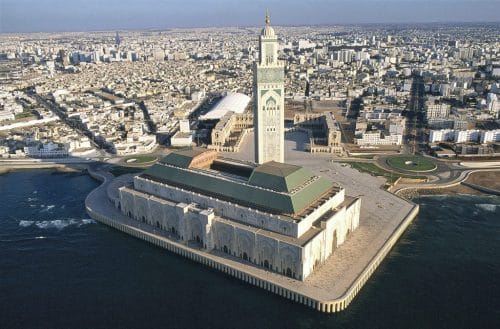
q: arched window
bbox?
[265,97,276,111]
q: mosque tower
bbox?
[253,11,285,164]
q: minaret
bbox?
[253,11,285,164]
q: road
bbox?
[403,74,426,155]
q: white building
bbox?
[455,130,481,143]
[355,131,402,146]
[480,130,500,143]
[425,98,450,120]
[171,119,194,147]
[429,129,456,143]
[68,137,92,152]
[119,149,360,281]
[486,93,499,118]
[24,142,69,158]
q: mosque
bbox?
[117,13,361,281]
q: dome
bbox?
[261,25,275,37]
[261,10,275,37]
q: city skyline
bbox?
[1,0,500,33]
[1,2,499,324]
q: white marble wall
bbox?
[119,187,215,247]
[301,198,361,278]
[296,188,345,237]
[211,220,302,279]
[134,176,299,237]
[119,182,361,281]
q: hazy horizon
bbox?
[1,0,500,33]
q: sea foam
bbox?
[19,220,35,227]
[39,205,56,213]
[476,204,498,212]
[19,218,95,230]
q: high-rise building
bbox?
[115,31,121,47]
[253,11,285,164]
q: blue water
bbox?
[1,170,499,329]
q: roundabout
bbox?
[386,155,437,173]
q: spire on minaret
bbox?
[261,9,275,38]
[265,9,271,25]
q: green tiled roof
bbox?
[142,161,334,215]
[159,148,206,168]
[248,161,314,193]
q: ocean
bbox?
[1,170,499,329]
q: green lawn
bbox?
[344,161,428,184]
[108,165,146,177]
[386,155,436,172]
[123,155,158,164]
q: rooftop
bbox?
[199,92,251,121]
[142,148,338,217]
[249,161,315,193]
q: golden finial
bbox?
[265,9,271,25]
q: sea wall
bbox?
[86,186,419,313]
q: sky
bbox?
[1,0,499,33]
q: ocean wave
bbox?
[39,205,56,212]
[27,197,38,202]
[476,204,498,212]
[19,220,34,227]
[0,235,47,243]
[18,218,95,230]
